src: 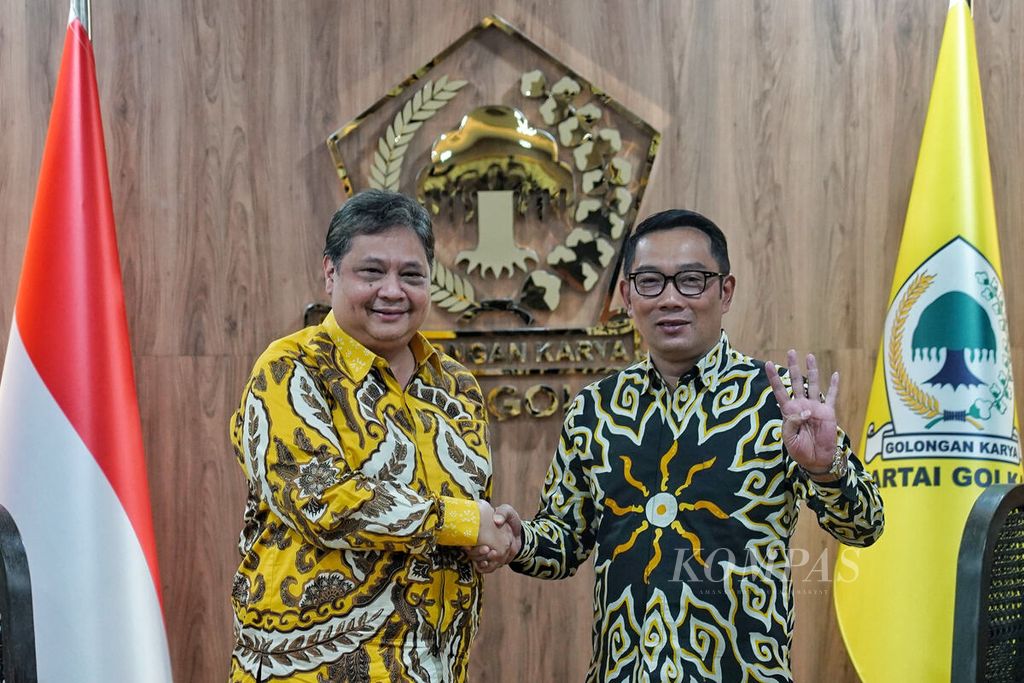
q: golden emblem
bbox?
[322,15,659,402]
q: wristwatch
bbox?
[801,445,848,479]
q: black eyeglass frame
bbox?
[627,269,729,298]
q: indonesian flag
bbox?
[833,1,1022,680]
[0,8,173,681]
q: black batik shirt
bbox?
[511,332,884,682]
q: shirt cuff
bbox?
[509,521,535,571]
[807,468,853,497]
[436,496,480,546]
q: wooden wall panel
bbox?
[135,355,248,683]
[1,1,1023,681]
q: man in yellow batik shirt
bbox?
[228,189,515,682]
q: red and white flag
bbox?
[0,7,173,681]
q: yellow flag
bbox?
[834,1,1022,680]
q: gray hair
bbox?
[323,189,434,265]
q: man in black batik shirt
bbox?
[471,209,884,682]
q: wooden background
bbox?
[2,1,1023,680]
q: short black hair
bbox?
[323,189,434,266]
[621,209,730,274]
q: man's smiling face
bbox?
[619,226,734,379]
[324,225,430,360]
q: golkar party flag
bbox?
[0,4,173,681]
[834,0,1022,680]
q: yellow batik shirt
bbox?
[229,313,490,683]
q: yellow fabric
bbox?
[228,313,492,682]
[437,496,480,546]
[834,2,1023,680]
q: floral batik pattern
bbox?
[229,314,491,683]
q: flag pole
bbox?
[70,0,91,37]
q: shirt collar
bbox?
[641,330,730,393]
[320,311,439,382]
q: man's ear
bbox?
[618,277,633,316]
[720,273,736,313]
[323,255,336,295]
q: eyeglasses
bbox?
[628,270,728,298]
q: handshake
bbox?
[466,500,523,574]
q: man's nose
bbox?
[376,272,405,298]
[657,283,687,307]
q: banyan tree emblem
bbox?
[866,236,1020,465]
[324,15,658,378]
